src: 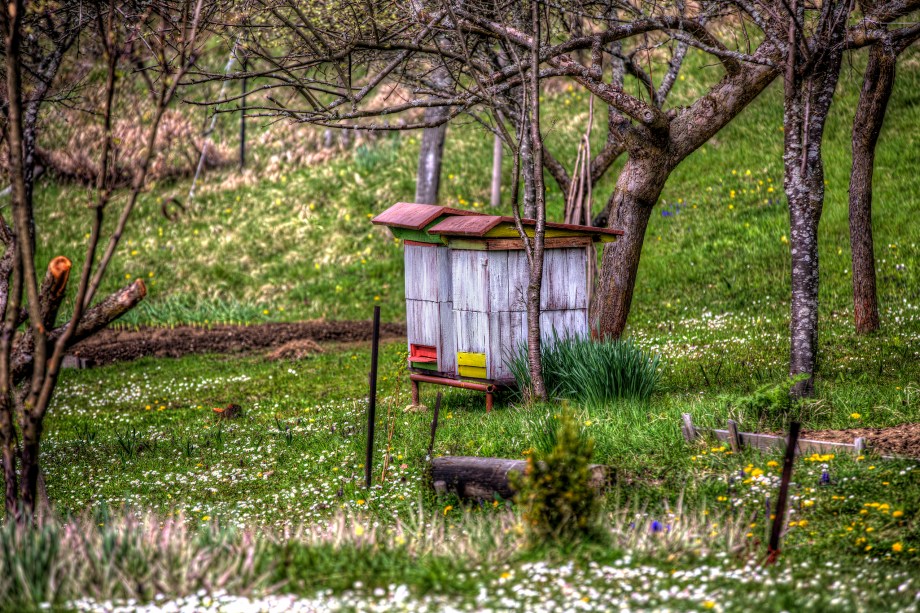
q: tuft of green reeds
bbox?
[508,333,661,405]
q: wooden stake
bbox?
[427,392,442,460]
[681,413,696,442]
[767,421,801,564]
[854,437,866,454]
[727,419,743,453]
[365,306,380,489]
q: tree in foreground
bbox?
[763,0,919,395]
[0,0,218,519]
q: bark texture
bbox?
[414,67,452,204]
[431,456,609,500]
[849,42,896,334]
[525,1,546,401]
[592,153,669,338]
[783,3,849,397]
[414,119,448,204]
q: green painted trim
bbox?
[390,227,443,244]
[409,360,439,371]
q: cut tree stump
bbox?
[430,456,611,501]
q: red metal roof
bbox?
[371,202,481,230]
[428,215,624,238]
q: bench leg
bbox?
[486,391,493,413]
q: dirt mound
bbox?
[71,320,405,366]
[266,339,324,361]
[802,423,920,458]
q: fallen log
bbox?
[430,456,611,501]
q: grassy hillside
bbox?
[32,49,920,329]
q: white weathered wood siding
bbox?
[487,310,527,380]
[406,298,439,347]
[447,246,591,382]
[438,300,457,375]
[451,250,490,311]
[405,244,441,301]
[405,244,456,375]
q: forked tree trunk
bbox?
[849,42,896,334]
[591,153,669,338]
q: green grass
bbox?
[13,46,920,609]
[19,344,920,609]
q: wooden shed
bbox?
[373,202,622,410]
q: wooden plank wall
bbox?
[405,244,457,376]
[447,247,591,381]
[438,301,457,375]
[405,244,440,301]
[488,311,527,380]
[406,299,439,347]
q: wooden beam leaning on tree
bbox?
[0,0,221,520]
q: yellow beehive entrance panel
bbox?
[457,351,487,379]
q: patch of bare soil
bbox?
[71,321,405,366]
[801,424,920,458]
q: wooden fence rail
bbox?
[681,413,868,457]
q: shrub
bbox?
[723,375,809,427]
[512,409,603,544]
[508,333,660,404]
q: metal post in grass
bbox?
[766,421,801,564]
[365,306,381,489]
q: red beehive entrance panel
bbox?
[409,343,438,363]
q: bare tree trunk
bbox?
[849,42,896,334]
[520,112,536,219]
[783,2,848,398]
[526,0,547,401]
[490,134,503,208]
[415,68,451,204]
[591,153,669,338]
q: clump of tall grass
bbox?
[509,333,660,404]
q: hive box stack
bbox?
[373,202,622,404]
